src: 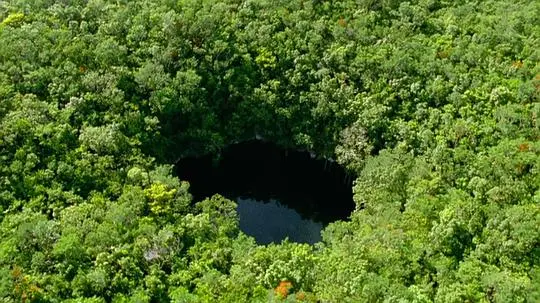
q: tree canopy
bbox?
[0,0,539,301]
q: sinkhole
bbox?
[175,140,355,244]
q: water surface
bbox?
[175,140,354,244]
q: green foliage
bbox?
[1,12,25,26]
[0,0,539,301]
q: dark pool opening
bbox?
[175,140,355,244]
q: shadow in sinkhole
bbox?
[175,140,355,244]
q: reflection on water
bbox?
[237,198,323,244]
[175,140,354,244]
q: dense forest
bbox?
[0,0,539,301]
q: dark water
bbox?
[175,140,355,244]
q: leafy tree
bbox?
[0,0,539,301]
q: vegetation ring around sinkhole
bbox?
[0,0,539,301]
